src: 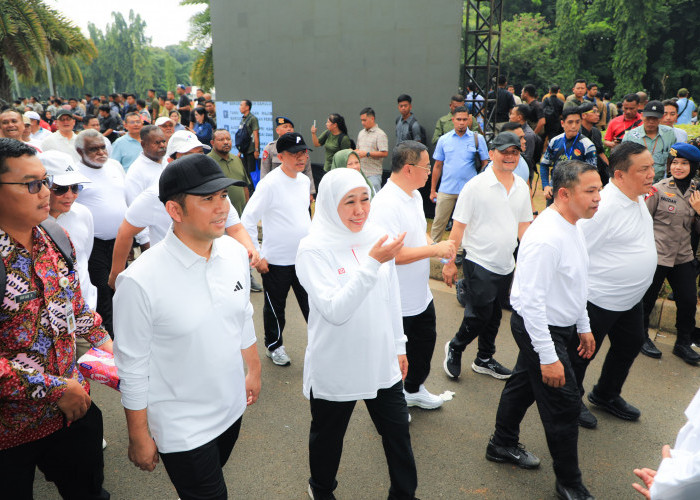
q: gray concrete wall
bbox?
[210,0,463,168]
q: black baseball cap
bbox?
[490,132,522,151]
[643,100,664,118]
[158,154,245,203]
[277,132,312,153]
[55,109,74,119]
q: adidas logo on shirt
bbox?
[234,281,244,292]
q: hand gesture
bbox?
[433,240,456,260]
[368,233,406,264]
[577,332,596,359]
[247,247,261,267]
[310,124,317,134]
[398,355,408,380]
[543,186,553,200]
[442,262,459,287]
[690,191,700,214]
[255,258,269,274]
[245,371,261,406]
[57,378,91,422]
[540,360,565,388]
[128,434,159,472]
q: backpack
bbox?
[543,97,563,139]
[396,115,427,145]
[337,133,356,151]
[235,115,252,152]
[0,220,74,302]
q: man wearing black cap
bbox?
[41,109,80,162]
[622,100,677,181]
[113,154,261,499]
[241,132,312,366]
[442,132,533,381]
[260,116,315,195]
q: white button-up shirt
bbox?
[113,229,256,453]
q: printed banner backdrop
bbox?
[216,101,274,156]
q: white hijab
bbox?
[298,168,384,254]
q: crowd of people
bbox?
[1,78,700,500]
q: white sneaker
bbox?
[102,438,107,450]
[307,484,314,499]
[266,345,291,366]
[403,384,443,409]
[408,412,412,423]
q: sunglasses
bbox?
[0,176,53,193]
[51,184,83,195]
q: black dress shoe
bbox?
[640,337,662,359]
[673,344,700,365]
[578,402,597,429]
[556,480,594,500]
[485,437,541,469]
[587,392,640,421]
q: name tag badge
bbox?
[66,306,76,334]
[16,291,37,303]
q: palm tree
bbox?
[0,0,96,102]
[181,0,213,90]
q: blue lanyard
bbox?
[564,132,580,160]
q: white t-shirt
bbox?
[510,208,591,364]
[75,159,127,240]
[578,182,657,311]
[296,248,406,402]
[41,131,79,163]
[368,179,432,316]
[31,127,52,144]
[241,167,311,265]
[453,166,533,275]
[126,181,241,246]
[124,153,166,205]
[113,229,256,453]
[49,204,97,309]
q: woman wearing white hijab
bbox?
[296,169,418,500]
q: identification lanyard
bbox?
[564,132,580,160]
[643,134,660,155]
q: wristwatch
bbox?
[366,151,371,158]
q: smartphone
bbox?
[313,120,316,128]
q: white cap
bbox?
[24,111,41,121]
[155,116,173,126]
[166,130,210,158]
[39,150,91,186]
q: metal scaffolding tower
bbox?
[461,0,503,139]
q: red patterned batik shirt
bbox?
[0,226,108,450]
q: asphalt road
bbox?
[34,278,700,499]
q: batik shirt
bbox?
[0,226,108,450]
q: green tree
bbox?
[181,0,213,90]
[0,0,96,101]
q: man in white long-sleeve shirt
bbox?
[487,160,600,500]
[113,154,261,499]
[241,132,311,366]
[567,142,657,429]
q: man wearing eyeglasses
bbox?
[74,129,128,338]
[442,132,533,381]
[0,138,112,499]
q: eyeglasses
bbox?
[0,176,53,193]
[409,163,431,173]
[51,184,83,195]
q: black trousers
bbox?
[449,259,512,359]
[241,153,257,178]
[0,403,109,500]
[261,264,309,351]
[642,261,697,346]
[160,418,242,500]
[493,313,582,487]
[402,300,437,393]
[567,301,644,401]
[308,381,417,500]
[88,237,116,338]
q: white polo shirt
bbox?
[368,179,432,316]
[578,181,656,311]
[49,204,97,309]
[241,166,311,265]
[510,208,591,364]
[124,153,166,205]
[126,181,241,246]
[113,229,256,453]
[453,166,533,275]
[75,159,127,240]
